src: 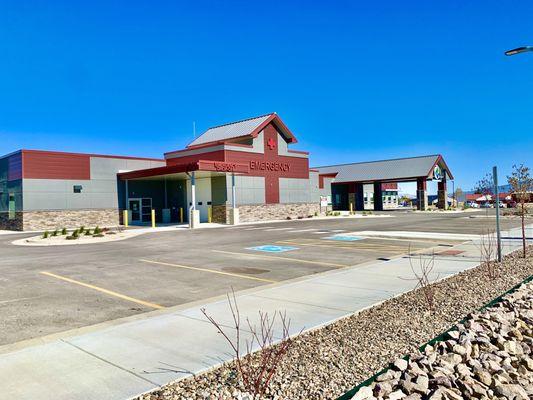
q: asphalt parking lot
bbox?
[0,210,522,347]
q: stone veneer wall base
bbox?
[238,203,321,223]
[0,212,24,231]
[22,209,120,231]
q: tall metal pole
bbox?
[493,166,502,262]
[231,173,236,209]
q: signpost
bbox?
[493,166,502,262]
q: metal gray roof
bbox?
[188,114,273,147]
[314,155,443,183]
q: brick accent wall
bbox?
[238,203,320,223]
[22,209,120,231]
[0,212,23,231]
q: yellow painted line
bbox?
[140,259,277,283]
[212,250,348,268]
[40,271,165,309]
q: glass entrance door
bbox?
[128,199,141,222]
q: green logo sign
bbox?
[433,165,443,180]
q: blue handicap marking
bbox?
[323,235,364,242]
[247,245,299,253]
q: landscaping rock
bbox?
[137,247,533,400]
[347,279,533,400]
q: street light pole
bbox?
[505,46,533,56]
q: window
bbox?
[73,185,82,193]
[8,194,15,220]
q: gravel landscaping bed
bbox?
[350,279,533,400]
[139,247,533,400]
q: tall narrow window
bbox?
[8,194,15,220]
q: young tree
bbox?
[508,164,532,258]
[455,187,464,208]
[475,173,493,199]
[475,173,494,214]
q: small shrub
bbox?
[93,226,102,234]
[79,226,85,234]
[362,211,367,216]
[307,215,313,218]
[84,229,92,235]
[286,216,292,220]
[42,231,49,239]
[66,235,79,240]
[93,233,104,238]
[61,227,67,235]
[297,215,304,219]
[72,230,79,238]
[51,229,58,236]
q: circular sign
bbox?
[433,165,443,181]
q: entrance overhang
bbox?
[117,160,250,181]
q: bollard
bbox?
[208,206,212,223]
[123,210,129,227]
[179,207,183,223]
[151,209,156,228]
[350,202,353,214]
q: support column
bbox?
[189,172,200,228]
[354,183,364,211]
[230,173,239,225]
[124,180,130,226]
[437,175,447,210]
[373,181,383,211]
[417,178,427,211]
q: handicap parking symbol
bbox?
[247,245,299,253]
[323,235,363,242]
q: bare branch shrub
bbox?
[201,289,298,396]
[404,245,438,312]
[508,163,532,258]
[479,229,499,279]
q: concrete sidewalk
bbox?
[0,225,531,400]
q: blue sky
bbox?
[1,1,532,191]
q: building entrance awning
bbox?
[118,160,250,181]
[314,154,453,184]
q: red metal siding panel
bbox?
[165,150,226,166]
[22,151,90,180]
[382,182,398,190]
[224,124,309,203]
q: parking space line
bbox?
[212,250,348,268]
[264,227,294,231]
[139,259,277,283]
[290,229,318,233]
[39,271,165,309]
